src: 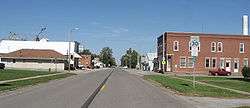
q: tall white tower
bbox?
[243,15,249,35]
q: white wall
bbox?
[0,40,76,55]
[3,62,64,71]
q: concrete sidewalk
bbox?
[0,72,66,84]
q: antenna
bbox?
[35,25,47,41]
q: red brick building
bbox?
[79,55,92,68]
[157,32,250,75]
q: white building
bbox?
[140,53,157,71]
[146,53,157,71]
[0,38,81,70]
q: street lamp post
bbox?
[68,28,79,72]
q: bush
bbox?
[242,66,250,79]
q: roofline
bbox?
[164,31,250,37]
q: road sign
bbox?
[161,60,166,65]
[190,36,200,57]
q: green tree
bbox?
[99,47,116,67]
[79,49,92,55]
[121,48,139,68]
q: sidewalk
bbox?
[0,73,66,84]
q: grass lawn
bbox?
[0,69,58,81]
[0,73,75,92]
[234,106,250,108]
[178,76,250,93]
[144,75,250,98]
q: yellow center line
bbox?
[100,85,106,91]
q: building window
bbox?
[243,58,249,67]
[220,58,225,69]
[211,58,217,68]
[180,57,186,68]
[217,42,223,52]
[187,57,194,68]
[205,57,210,68]
[173,41,179,51]
[240,43,245,53]
[211,42,216,52]
[189,41,200,52]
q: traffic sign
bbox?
[190,36,200,57]
[161,60,166,65]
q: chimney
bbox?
[243,15,249,35]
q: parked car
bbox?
[0,63,5,69]
[209,68,231,76]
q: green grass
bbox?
[144,75,250,98]
[234,106,250,108]
[0,73,75,92]
[179,76,250,93]
[0,69,58,81]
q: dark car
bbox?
[0,63,5,69]
[209,68,231,76]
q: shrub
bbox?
[242,66,250,79]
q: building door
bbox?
[233,59,239,73]
[166,56,172,72]
[225,60,231,72]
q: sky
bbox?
[0,0,249,63]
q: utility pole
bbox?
[68,28,79,72]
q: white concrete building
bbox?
[146,53,157,71]
[0,38,81,70]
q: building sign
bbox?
[190,36,200,57]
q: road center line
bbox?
[81,69,114,108]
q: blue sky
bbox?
[0,0,249,63]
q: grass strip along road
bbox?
[178,76,250,93]
[0,69,58,81]
[0,73,75,92]
[144,75,250,98]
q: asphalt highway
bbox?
[0,68,194,108]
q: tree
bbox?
[79,49,92,55]
[121,48,139,68]
[99,47,116,67]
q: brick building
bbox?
[79,55,92,68]
[157,32,250,75]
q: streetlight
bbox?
[68,27,79,72]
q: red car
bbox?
[209,68,231,76]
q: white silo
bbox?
[243,15,249,35]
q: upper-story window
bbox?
[211,42,216,52]
[173,41,179,51]
[240,43,245,53]
[189,41,200,52]
[217,42,223,52]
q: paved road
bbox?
[0,68,194,108]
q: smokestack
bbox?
[243,15,249,35]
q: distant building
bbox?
[92,58,104,68]
[140,53,157,71]
[157,32,250,75]
[0,49,66,70]
[0,38,81,70]
[79,54,92,68]
[146,53,157,71]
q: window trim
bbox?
[173,41,179,51]
[211,57,217,68]
[243,58,249,67]
[219,58,225,69]
[217,42,223,52]
[205,57,210,68]
[187,57,194,68]
[179,56,186,68]
[240,43,245,53]
[211,42,216,52]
